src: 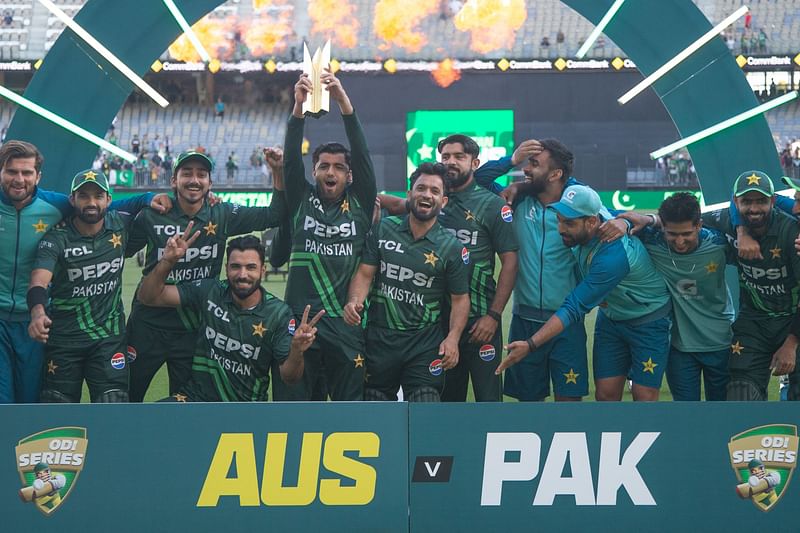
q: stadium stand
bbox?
[14,0,800,62]
[110,101,289,187]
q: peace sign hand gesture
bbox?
[291,305,325,352]
[162,220,201,264]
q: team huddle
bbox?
[1,71,798,404]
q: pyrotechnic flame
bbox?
[243,14,293,56]
[168,16,233,62]
[454,0,527,54]
[374,0,438,53]
[308,0,360,48]
[431,58,461,88]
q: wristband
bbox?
[486,310,501,322]
[526,337,537,353]
[647,213,657,226]
[26,286,48,310]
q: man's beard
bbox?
[231,278,261,300]
[77,207,106,224]
[518,176,547,196]
[445,167,471,190]
[409,199,441,221]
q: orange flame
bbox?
[168,16,234,61]
[373,0,438,53]
[243,14,293,56]
[454,0,527,54]
[431,59,461,88]
[308,0,360,49]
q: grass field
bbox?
[81,256,782,402]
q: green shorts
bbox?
[365,324,444,399]
[283,315,365,401]
[730,314,800,398]
[441,317,502,402]
[127,317,195,402]
[42,336,129,402]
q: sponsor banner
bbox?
[409,403,800,531]
[3,404,407,532]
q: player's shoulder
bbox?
[773,209,799,232]
[698,226,728,247]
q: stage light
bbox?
[38,0,169,108]
[619,6,749,105]
[0,84,137,163]
[163,0,211,63]
[650,91,798,160]
[575,0,626,59]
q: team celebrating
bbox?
[1,71,798,403]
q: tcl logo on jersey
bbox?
[461,248,470,264]
[63,246,93,258]
[158,243,219,263]
[67,258,123,282]
[153,224,186,236]
[205,326,261,360]
[445,228,478,246]
[197,432,379,507]
[501,205,513,223]
[303,216,356,239]
[378,239,406,253]
[380,261,435,288]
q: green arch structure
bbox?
[7,0,782,203]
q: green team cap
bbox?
[781,175,800,191]
[548,184,602,219]
[733,170,774,197]
[70,169,110,193]
[748,459,765,470]
[33,462,50,473]
[173,150,214,174]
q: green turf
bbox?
[82,256,782,402]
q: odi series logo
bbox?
[16,427,88,515]
[729,424,797,512]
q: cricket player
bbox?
[497,184,672,401]
[0,140,163,403]
[138,233,321,402]
[125,150,287,401]
[474,140,628,401]
[28,170,134,403]
[617,193,734,400]
[700,171,800,400]
[378,135,519,401]
[28,462,65,511]
[344,163,470,402]
[283,70,377,400]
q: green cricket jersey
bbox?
[703,208,800,319]
[362,216,470,331]
[283,112,377,318]
[639,226,734,351]
[177,279,293,402]
[33,212,132,346]
[125,196,286,332]
[438,181,518,318]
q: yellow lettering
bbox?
[319,432,379,505]
[197,433,260,507]
[261,432,322,506]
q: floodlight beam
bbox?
[163,0,211,63]
[37,0,169,108]
[0,84,137,163]
[575,0,627,59]
[650,91,798,160]
[618,6,750,105]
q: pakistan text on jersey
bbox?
[71,279,119,298]
[743,280,787,296]
[304,239,354,256]
[379,282,425,306]
[167,265,213,282]
[210,350,254,377]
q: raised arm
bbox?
[284,74,312,211]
